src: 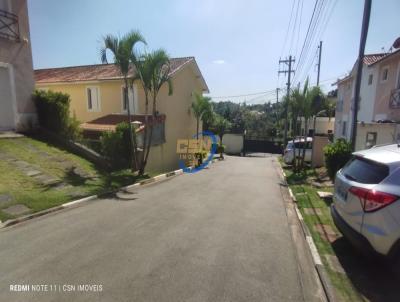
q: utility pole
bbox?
[316,41,323,86]
[351,0,372,151]
[278,55,295,144]
[276,88,280,103]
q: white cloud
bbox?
[212,59,226,64]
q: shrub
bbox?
[33,90,81,140]
[324,139,352,179]
[216,144,225,154]
[100,122,134,169]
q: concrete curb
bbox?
[0,159,222,229]
[278,163,336,302]
[0,171,183,229]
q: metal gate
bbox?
[243,136,283,154]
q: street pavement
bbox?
[0,155,320,302]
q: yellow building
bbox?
[34,57,209,173]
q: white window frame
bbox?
[381,66,389,83]
[86,86,101,112]
[120,84,138,114]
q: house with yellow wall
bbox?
[34,57,209,173]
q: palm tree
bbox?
[133,49,173,175]
[289,79,325,171]
[100,30,146,171]
[192,93,213,137]
[211,114,231,159]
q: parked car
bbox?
[283,137,313,164]
[331,144,400,269]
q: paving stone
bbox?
[2,204,31,216]
[25,170,42,177]
[314,224,339,243]
[325,254,345,274]
[14,160,31,168]
[311,181,323,188]
[321,181,334,188]
[68,189,86,198]
[0,194,13,207]
[303,208,323,216]
[53,182,72,191]
[317,191,333,199]
[37,151,52,158]
[33,174,60,186]
[73,167,92,178]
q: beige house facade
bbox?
[35,57,209,173]
[334,41,400,149]
[0,0,36,131]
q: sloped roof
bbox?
[362,53,386,65]
[35,57,209,92]
[80,114,165,132]
[334,51,397,86]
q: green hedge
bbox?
[33,90,80,140]
[324,139,352,179]
[100,122,134,169]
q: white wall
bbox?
[359,65,378,122]
[355,122,398,151]
[300,117,334,134]
[221,134,243,154]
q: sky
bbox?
[28,0,400,104]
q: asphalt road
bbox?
[0,155,316,302]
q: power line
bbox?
[294,0,337,86]
[294,0,326,84]
[280,0,297,58]
[209,89,279,99]
[295,0,304,58]
[289,0,301,55]
[294,0,319,77]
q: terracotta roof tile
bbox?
[362,53,386,65]
[80,114,166,132]
[35,57,194,83]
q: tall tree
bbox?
[133,49,173,175]
[212,114,231,142]
[100,30,146,171]
[192,93,213,137]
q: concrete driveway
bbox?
[0,155,323,302]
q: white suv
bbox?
[331,144,400,268]
[283,137,313,164]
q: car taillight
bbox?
[349,187,398,212]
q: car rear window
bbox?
[294,141,312,149]
[342,156,389,184]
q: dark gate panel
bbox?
[244,139,283,154]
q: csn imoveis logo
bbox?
[176,131,217,173]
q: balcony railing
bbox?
[389,88,400,109]
[0,9,19,41]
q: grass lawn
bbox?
[0,136,156,222]
[281,161,365,301]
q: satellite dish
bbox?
[393,37,400,49]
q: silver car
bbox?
[331,144,400,267]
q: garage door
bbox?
[0,65,16,130]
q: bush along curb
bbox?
[279,165,337,302]
[0,159,221,229]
